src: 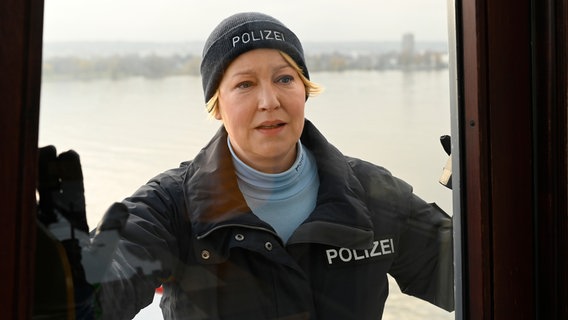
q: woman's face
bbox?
[216,49,306,173]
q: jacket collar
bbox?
[185,119,374,249]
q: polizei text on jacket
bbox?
[325,238,395,265]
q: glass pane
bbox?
[38,1,455,319]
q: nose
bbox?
[257,83,280,111]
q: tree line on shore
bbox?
[42,50,448,81]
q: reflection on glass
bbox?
[38,2,453,319]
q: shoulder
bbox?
[346,156,412,194]
[147,161,191,187]
[345,156,414,214]
[126,161,193,211]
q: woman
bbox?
[98,12,454,319]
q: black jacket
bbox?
[98,120,454,319]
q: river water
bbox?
[39,70,454,319]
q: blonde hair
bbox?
[206,51,323,117]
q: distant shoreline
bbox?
[43,40,448,57]
[42,41,448,81]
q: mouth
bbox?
[256,121,286,130]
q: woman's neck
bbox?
[227,137,298,174]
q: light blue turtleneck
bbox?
[228,138,320,243]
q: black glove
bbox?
[37,145,93,319]
[439,135,452,189]
[38,145,89,233]
[37,146,129,319]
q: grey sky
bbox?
[43,0,449,43]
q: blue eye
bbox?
[237,81,252,89]
[278,75,294,84]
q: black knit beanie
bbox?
[200,12,309,103]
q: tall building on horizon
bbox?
[401,33,415,56]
